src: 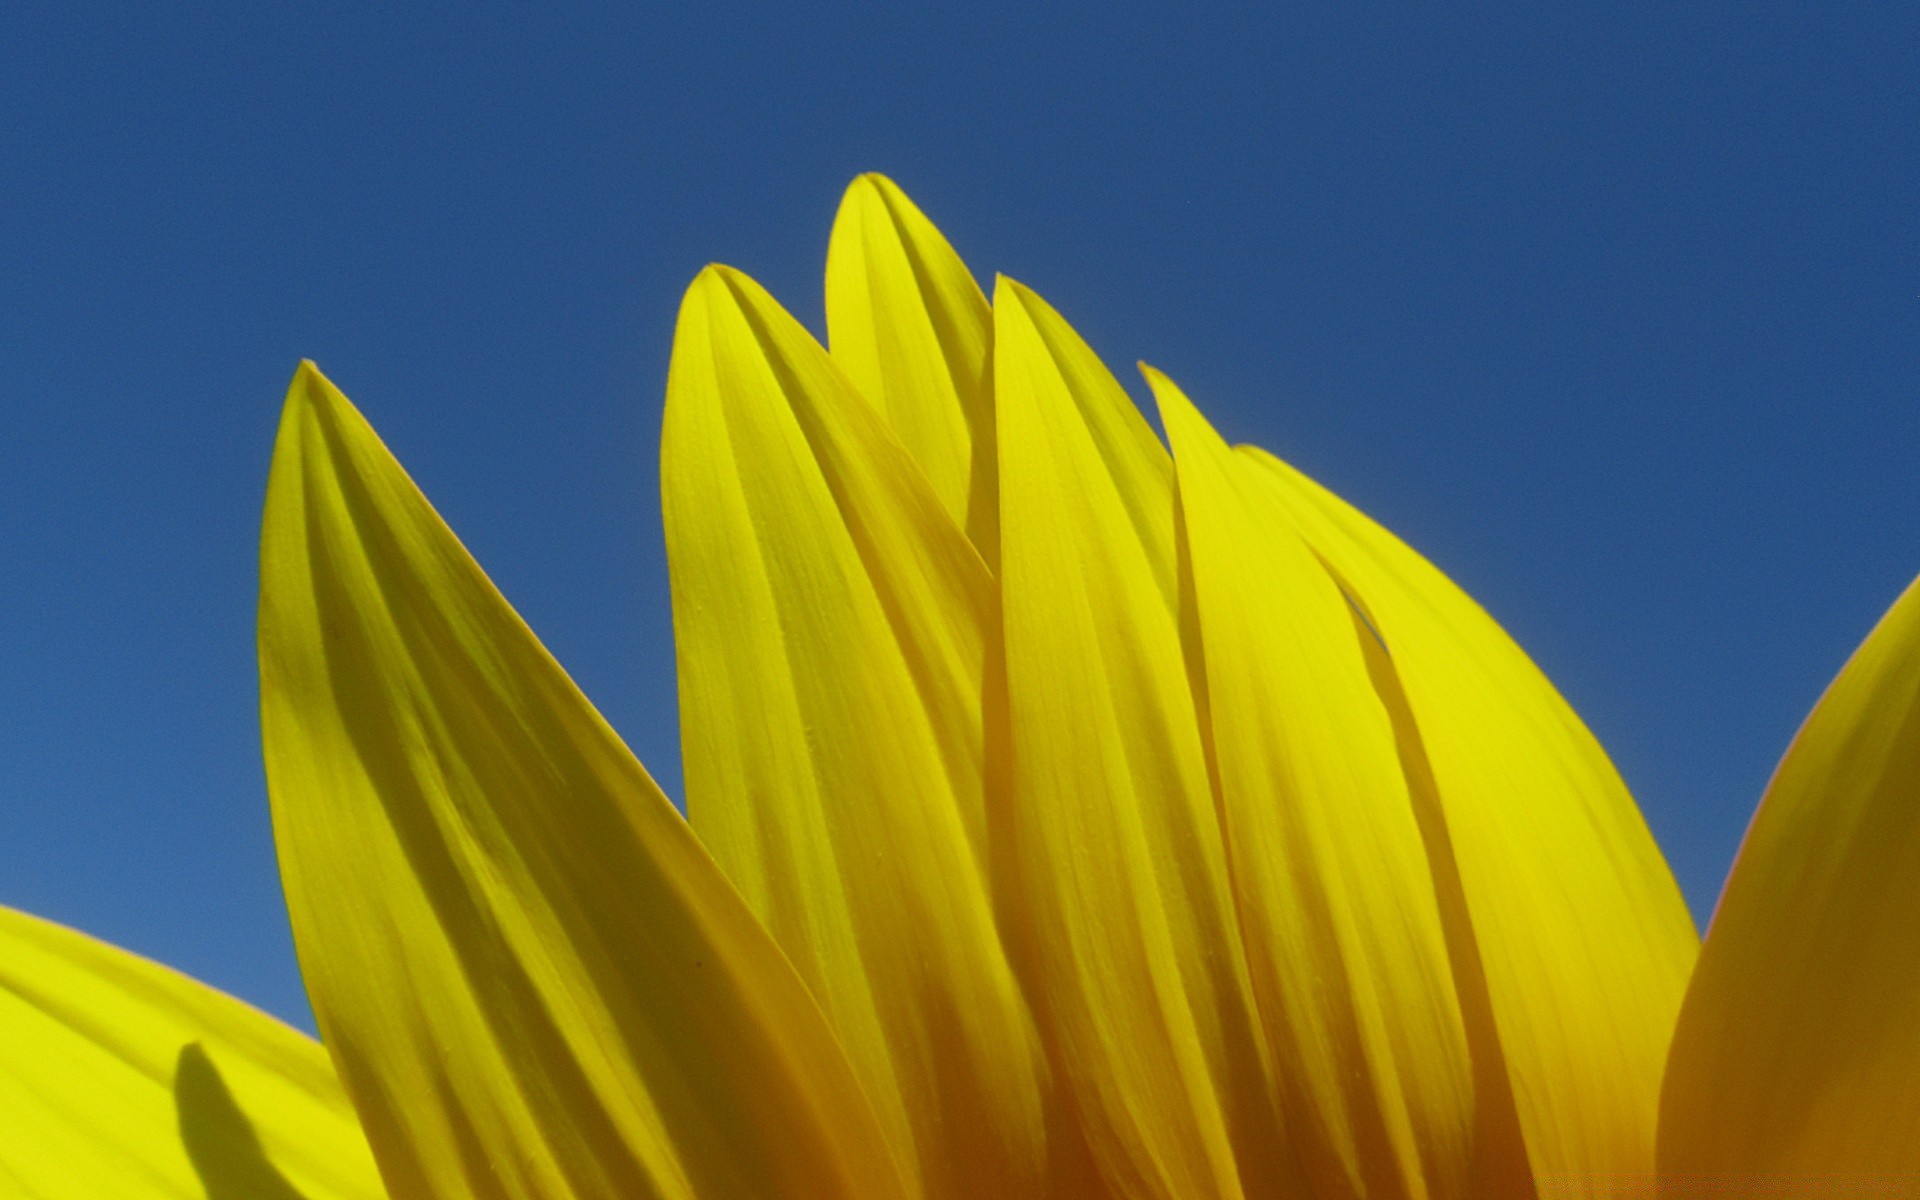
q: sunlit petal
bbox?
[1151,368,1476,1200]
[825,173,998,565]
[0,904,382,1199]
[258,362,907,1200]
[1242,446,1698,1191]
[662,265,1049,1199]
[993,278,1285,1200]
[1659,575,1920,1184]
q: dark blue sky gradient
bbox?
[5,4,1915,1028]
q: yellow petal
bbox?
[662,266,1049,1198]
[1660,574,1920,1182]
[1151,368,1475,1200]
[1242,447,1699,1189]
[993,278,1283,1200]
[0,904,382,1199]
[258,362,906,1200]
[824,173,997,565]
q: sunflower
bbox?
[3,176,1915,1200]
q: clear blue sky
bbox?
[4,3,1915,1030]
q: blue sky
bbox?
[4,3,1915,1029]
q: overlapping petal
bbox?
[1659,575,1920,1186]
[14,174,1881,1200]
[993,277,1286,1200]
[1152,369,1477,1200]
[1241,447,1699,1189]
[0,904,382,1199]
[825,173,998,565]
[258,363,906,1200]
[661,265,1050,1199]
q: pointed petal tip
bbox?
[1136,362,1191,412]
[991,273,1035,309]
[285,359,328,406]
[842,172,929,215]
[285,358,359,416]
[690,261,732,290]
[677,263,758,329]
[275,360,373,467]
[990,278,1074,333]
[688,261,768,305]
[834,174,913,237]
[1145,368,1227,457]
[845,171,893,200]
[676,264,797,353]
[1136,365,1199,425]
[1137,362,1179,398]
[277,360,339,456]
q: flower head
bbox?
[4,176,1917,1200]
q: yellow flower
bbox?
[3,175,1917,1200]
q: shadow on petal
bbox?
[176,1042,311,1200]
